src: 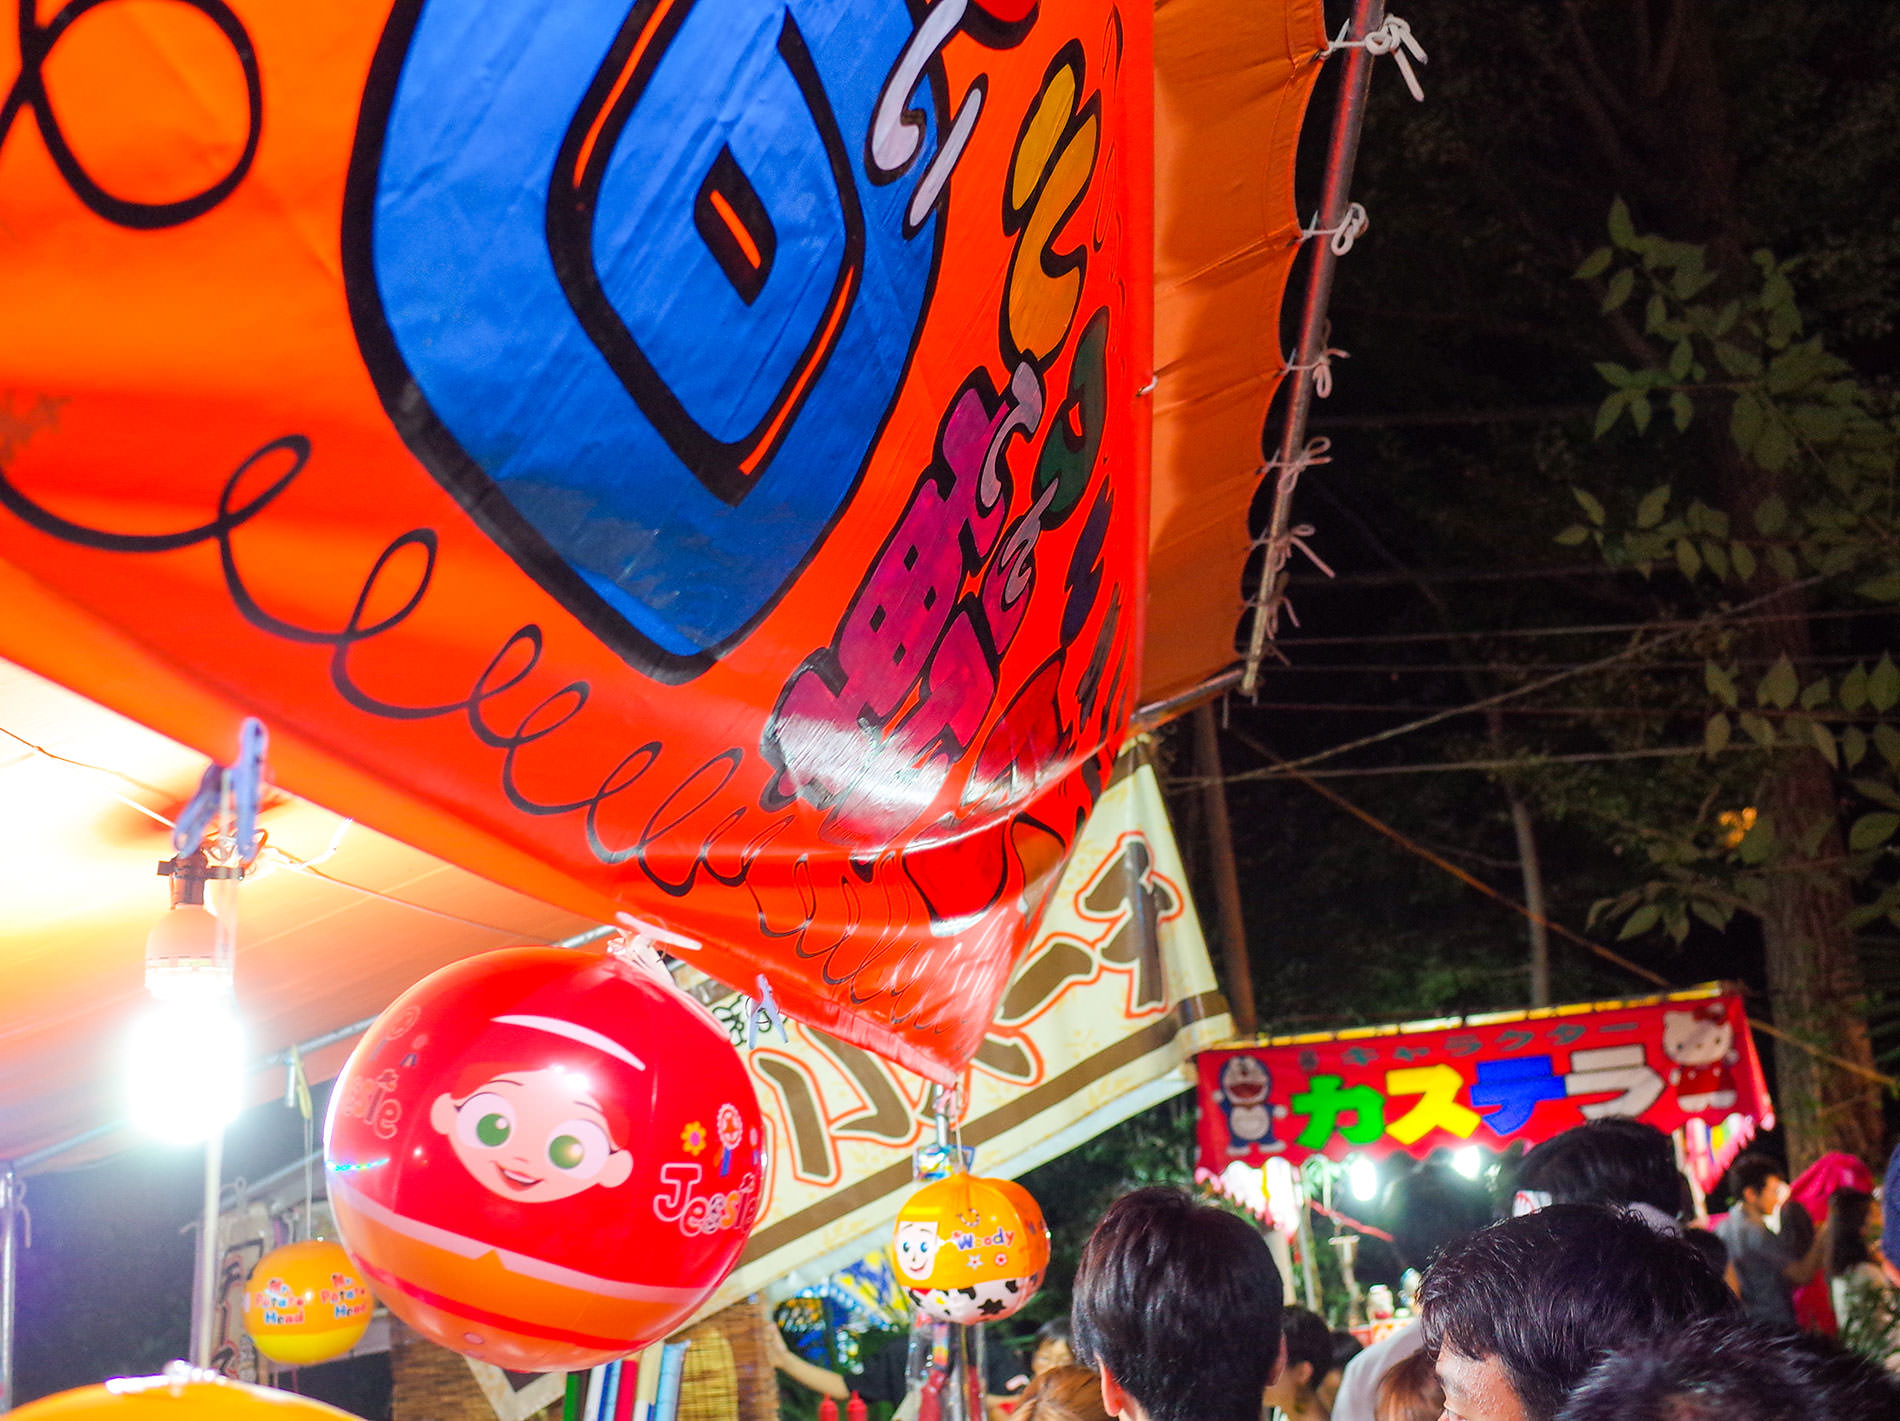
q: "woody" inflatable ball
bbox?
[891,1174,1048,1324]
[242,1239,375,1365]
[324,946,766,1371]
[11,1367,362,1421]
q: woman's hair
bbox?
[1013,1366,1111,1421]
[1035,1316,1073,1347]
[1828,1187,1875,1277]
[1281,1306,1334,1387]
[1375,1349,1444,1421]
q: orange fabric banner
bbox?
[0,0,1151,1080]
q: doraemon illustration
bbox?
[1215,1054,1286,1155]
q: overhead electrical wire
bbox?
[1220,728,1898,1091]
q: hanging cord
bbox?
[1301,202,1369,256]
[1324,14,1428,101]
[284,1046,315,1239]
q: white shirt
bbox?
[1329,1322,1424,1421]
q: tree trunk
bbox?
[1749,613,1884,1172]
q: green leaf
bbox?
[1618,903,1661,939]
[1731,542,1757,580]
[1701,540,1729,579]
[1575,247,1614,280]
[1607,198,1636,249]
[1758,656,1799,709]
[1691,899,1733,931]
[1645,293,1668,333]
[1738,814,1776,863]
[1670,390,1694,432]
[1800,676,1831,709]
[1704,713,1732,755]
[1629,392,1653,434]
[1603,267,1636,313]
[1858,571,1900,602]
[1594,361,1633,388]
[1573,487,1606,525]
[1769,545,1799,582]
[1754,418,1794,472]
[1675,537,1701,579]
[1849,812,1900,852]
[1841,663,1870,712]
[1555,524,1591,546]
[1594,391,1627,438]
[1843,724,1868,768]
[1730,396,1764,457]
[1753,496,1788,536]
[1854,779,1900,812]
[1811,720,1839,766]
[1668,340,1693,381]
[1877,724,1900,769]
[1705,662,1738,707]
[1740,712,1775,746]
[1635,485,1671,528]
[1871,654,1900,713]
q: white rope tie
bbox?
[1326,14,1427,102]
[1302,201,1369,256]
[1284,342,1349,399]
[1247,437,1337,637]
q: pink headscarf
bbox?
[1789,1151,1875,1335]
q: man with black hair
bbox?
[1510,1117,1683,1226]
[1712,1152,1830,1328]
[1419,1203,1737,1421]
[1556,1315,1900,1421]
[1332,1160,1491,1421]
[1070,1186,1284,1421]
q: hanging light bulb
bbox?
[1452,1145,1484,1180]
[1347,1154,1379,1202]
[128,850,244,1143]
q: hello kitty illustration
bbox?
[1215,1054,1287,1154]
[1662,1003,1738,1114]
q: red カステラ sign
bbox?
[1196,988,1772,1187]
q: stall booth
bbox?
[1194,985,1777,1334]
[0,0,1400,1412]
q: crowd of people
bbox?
[773,1120,1900,1421]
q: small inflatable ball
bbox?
[11,1368,361,1421]
[242,1239,374,1365]
[891,1174,1048,1323]
[324,946,766,1371]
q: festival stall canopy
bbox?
[0,0,1321,1084]
[1196,985,1774,1194]
[195,752,1231,1377]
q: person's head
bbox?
[1725,1153,1789,1218]
[1419,1203,1738,1421]
[1384,1159,1491,1273]
[1260,1306,1330,1415]
[1375,1348,1445,1421]
[1555,1316,1900,1421]
[1828,1186,1876,1276]
[1315,1332,1363,1413]
[1032,1316,1076,1375]
[1072,1187,1284,1421]
[1513,1118,1683,1218]
[1014,1366,1112,1421]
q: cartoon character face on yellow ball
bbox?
[431,1065,634,1202]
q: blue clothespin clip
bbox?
[231,718,268,863]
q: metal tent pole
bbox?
[0,1164,20,1413]
[191,1129,223,1369]
[1239,0,1386,696]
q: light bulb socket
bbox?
[157,848,241,907]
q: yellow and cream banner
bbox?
[697,751,1231,1307]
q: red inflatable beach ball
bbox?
[324,946,766,1371]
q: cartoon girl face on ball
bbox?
[431,1063,634,1203]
